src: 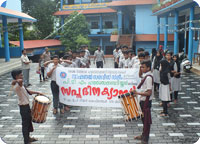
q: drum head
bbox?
[35,96,50,103]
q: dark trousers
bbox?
[140,100,152,142]
[19,104,33,144]
[114,62,118,68]
[39,67,45,81]
[50,81,63,109]
[162,101,168,114]
[174,91,178,100]
[96,61,103,68]
[154,83,159,91]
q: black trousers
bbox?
[40,67,45,81]
[114,62,118,68]
[96,61,103,68]
[140,100,152,142]
[174,91,179,100]
[50,81,63,109]
[162,101,168,114]
[19,104,33,144]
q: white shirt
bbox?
[21,54,30,69]
[47,63,63,81]
[94,50,104,62]
[139,71,154,101]
[113,49,119,62]
[133,61,140,68]
[14,83,29,105]
[128,57,135,68]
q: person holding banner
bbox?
[47,55,64,114]
[133,60,153,144]
[94,46,105,68]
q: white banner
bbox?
[56,67,140,108]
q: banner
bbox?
[63,3,109,10]
[56,67,140,108]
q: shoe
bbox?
[64,106,70,111]
[29,137,38,142]
[53,108,57,114]
[60,109,64,114]
[136,141,148,144]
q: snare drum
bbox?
[118,92,142,121]
[32,95,51,123]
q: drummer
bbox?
[11,69,44,144]
[132,60,153,144]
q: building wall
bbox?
[135,5,174,34]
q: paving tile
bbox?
[86,135,99,138]
[113,134,127,138]
[168,133,184,137]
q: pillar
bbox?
[174,10,179,54]
[61,0,63,10]
[0,27,2,48]
[2,16,10,62]
[164,16,168,50]
[61,16,64,31]
[99,14,103,32]
[188,6,194,62]
[117,10,122,35]
[18,18,24,56]
[157,17,160,50]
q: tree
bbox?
[21,0,60,39]
[60,11,90,51]
[75,34,90,49]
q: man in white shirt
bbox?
[82,45,91,68]
[113,47,120,68]
[43,47,51,79]
[21,50,31,87]
[94,46,105,68]
[47,55,64,114]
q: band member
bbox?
[133,60,153,144]
[144,51,150,60]
[165,51,177,104]
[113,47,120,68]
[11,69,43,144]
[21,50,31,87]
[159,59,171,117]
[172,54,182,104]
[47,55,64,114]
[152,50,163,92]
[82,45,91,68]
[94,46,105,68]
[80,50,87,68]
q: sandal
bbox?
[64,106,70,111]
[160,113,168,117]
[53,108,57,114]
[60,109,65,114]
[134,135,143,140]
[29,137,38,142]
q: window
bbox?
[104,21,113,29]
[91,22,99,29]
[91,0,98,3]
[82,0,91,3]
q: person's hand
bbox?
[37,92,45,96]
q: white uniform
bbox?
[152,57,160,84]
[171,63,183,91]
[159,73,171,101]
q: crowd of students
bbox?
[113,45,183,117]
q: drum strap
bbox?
[25,87,32,95]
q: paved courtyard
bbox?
[0,58,200,144]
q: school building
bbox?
[54,0,174,54]
[153,0,200,62]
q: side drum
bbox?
[32,95,51,123]
[118,92,142,121]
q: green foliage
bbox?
[60,11,90,51]
[21,0,59,39]
[75,34,90,49]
